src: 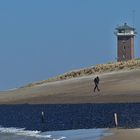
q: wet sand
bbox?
[102,128,140,140]
[0,69,140,104]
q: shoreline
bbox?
[102,128,140,140]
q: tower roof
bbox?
[116,23,135,31]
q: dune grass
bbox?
[22,59,140,88]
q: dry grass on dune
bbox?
[22,59,140,88]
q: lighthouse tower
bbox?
[115,23,136,61]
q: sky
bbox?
[0,0,140,90]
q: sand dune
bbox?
[0,68,140,104]
[22,59,140,88]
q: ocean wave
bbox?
[0,126,66,140]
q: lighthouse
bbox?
[115,23,136,62]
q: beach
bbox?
[1,69,140,139]
[0,69,140,104]
[102,128,140,140]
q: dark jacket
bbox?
[94,76,99,84]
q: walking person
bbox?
[94,76,100,92]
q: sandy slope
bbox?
[0,69,140,104]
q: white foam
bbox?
[0,126,66,139]
[0,126,111,140]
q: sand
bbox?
[1,69,140,139]
[102,128,140,140]
[0,69,140,104]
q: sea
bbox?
[0,103,140,140]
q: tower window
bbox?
[123,46,126,51]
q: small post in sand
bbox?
[41,111,45,123]
[114,113,118,128]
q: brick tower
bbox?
[115,23,136,61]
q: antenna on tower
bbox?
[132,10,135,28]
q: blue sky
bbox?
[0,0,140,90]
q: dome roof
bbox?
[116,23,135,31]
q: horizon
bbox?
[0,0,140,90]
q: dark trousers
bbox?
[94,84,100,92]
